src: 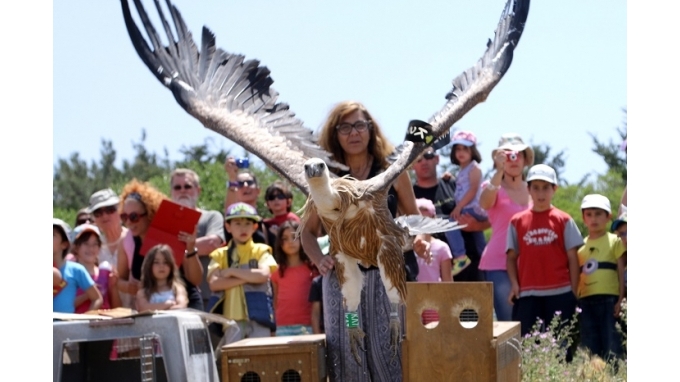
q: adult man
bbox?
[412,148,490,281]
[170,168,226,311]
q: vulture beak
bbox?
[304,158,328,179]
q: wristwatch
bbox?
[185,248,198,258]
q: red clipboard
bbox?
[139,199,201,267]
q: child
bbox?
[415,199,454,283]
[271,220,318,336]
[447,130,488,275]
[262,181,301,245]
[506,165,583,336]
[415,199,453,325]
[136,244,188,311]
[611,214,627,288]
[208,202,278,340]
[72,224,121,313]
[578,194,626,361]
[53,219,103,313]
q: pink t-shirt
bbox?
[479,182,531,271]
[270,264,316,326]
[417,238,453,282]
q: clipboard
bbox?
[140,199,201,267]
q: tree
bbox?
[590,109,627,183]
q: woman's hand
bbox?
[128,279,140,295]
[316,255,335,276]
[451,205,463,221]
[493,150,507,172]
[224,156,239,180]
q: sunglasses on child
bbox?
[417,152,436,162]
[236,180,257,188]
[266,194,288,201]
[92,205,117,218]
[120,212,148,224]
[172,184,195,191]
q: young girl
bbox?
[271,220,318,336]
[448,130,488,274]
[53,219,103,313]
[415,199,453,325]
[72,224,121,313]
[136,244,188,311]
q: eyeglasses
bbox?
[266,194,287,201]
[416,152,436,163]
[336,120,371,135]
[120,212,148,224]
[92,205,118,218]
[237,180,257,189]
[172,184,194,191]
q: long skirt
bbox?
[323,267,403,382]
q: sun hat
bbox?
[53,218,73,244]
[611,214,627,232]
[88,188,120,213]
[491,133,535,167]
[71,223,101,242]
[416,198,436,217]
[526,164,557,185]
[580,194,611,214]
[451,130,477,147]
[225,202,261,222]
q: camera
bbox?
[506,151,518,162]
[236,157,250,169]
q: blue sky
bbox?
[53,0,626,184]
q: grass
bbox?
[519,299,627,381]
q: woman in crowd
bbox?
[116,179,204,310]
[478,133,533,321]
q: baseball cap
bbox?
[580,194,611,214]
[416,198,436,217]
[526,164,557,185]
[71,223,101,242]
[53,218,73,244]
[225,202,261,222]
[88,188,120,213]
[451,130,477,147]
[611,214,627,232]
[491,133,535,167]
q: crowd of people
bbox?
[53,100,628,377]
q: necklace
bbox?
[350,156,373,180]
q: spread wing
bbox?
[394,215,466,236]
[368,0,530,193]
[121,0,347,195]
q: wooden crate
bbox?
[403,282,521,382]
[221,334,326,382]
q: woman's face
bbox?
[337,110,371,157]
[122,199,151,237]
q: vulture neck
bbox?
[308,176,339,215]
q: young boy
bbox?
[208,203,278,340]
[53,218,103,313]
[578,194,626,360]
[506,164,583,336]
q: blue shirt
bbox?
[53,261,95,313]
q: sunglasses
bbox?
[617,232,627,238]
[417,152,436,162]
[237,180,257,188]
[92,205,117,218]
[266,194,287,201]
[76,217,92,226]
[172,184,194,191]
[120,212,148,224]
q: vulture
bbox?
[121,0,530,358]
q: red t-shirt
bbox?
[508,207,583,296]
[263,212,300,228]
[270,264,315,326]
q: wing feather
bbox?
[121,0,348,195]
[394,215,466,237]
[367,0,530,193]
